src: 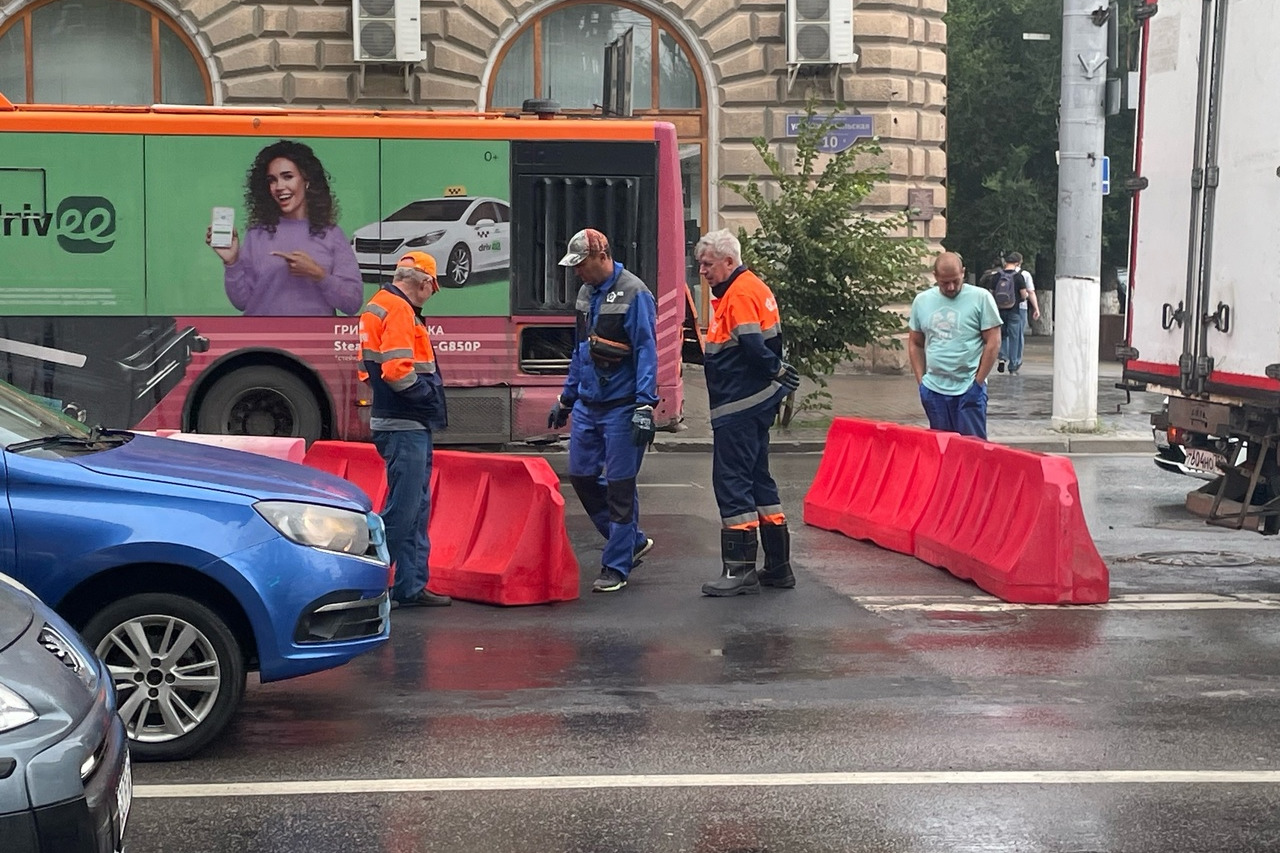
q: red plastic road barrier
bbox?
[165,433,306,464]
[913,437,1109,604]
[302,440,388,509]
[803,418,951,555]
[301,441,578,605]
[427,450,579,605]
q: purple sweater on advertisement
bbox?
[224,219,364,316]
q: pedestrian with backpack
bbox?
[985,252,1031,374]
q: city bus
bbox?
[0,92,689,444]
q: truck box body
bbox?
[1127,0,1280,406]
[1125,0,1280,488]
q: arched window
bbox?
[489,2,709,308]
[0,0,209,105]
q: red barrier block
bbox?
[302,440,388,510]
[803,417,951,554]
[426,450,578,605]
[913,438,1109,604]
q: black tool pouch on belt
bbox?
[588,334,631,369]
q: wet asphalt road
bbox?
[125,452,1280,852]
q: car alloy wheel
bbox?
[84,593,245,761]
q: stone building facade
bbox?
[2,0,945,241]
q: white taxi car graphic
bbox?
[352,196,511,288]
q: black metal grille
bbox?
[511,141,658,315]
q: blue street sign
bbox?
[1101,155,1111,196]
[784,114,874,154]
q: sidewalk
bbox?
[655,337,1162,454]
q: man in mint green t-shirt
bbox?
[907,252,1002,439]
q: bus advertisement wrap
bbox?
[0,108,687,445]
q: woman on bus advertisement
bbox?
[205,139,363,316]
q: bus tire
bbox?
[196,365,323,443]
[443,243,471,287]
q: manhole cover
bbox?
[1133,551,1257,567]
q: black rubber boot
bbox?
[701,528,761,597]
[758,522,796,589]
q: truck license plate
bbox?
[1184,447,1225,475]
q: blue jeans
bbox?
[999,308,1025,371]
[567,403,648,576]
[919,382,989,440]
[372,429,432,601]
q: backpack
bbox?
[991,269,1021,310]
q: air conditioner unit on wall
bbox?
[786,0,856,65]
[353,0,425,63]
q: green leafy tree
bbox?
[945,0,1136,283]
[722,101,929,415]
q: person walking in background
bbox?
[982,252,1030,375]
[548,228,658,594]
[1007,252,1041,374]
[908,251,1002,439]
[359,251,451,608]
[208,139,363,317]
[695,229,800,598]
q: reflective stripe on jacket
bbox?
[704,266,786,428]
[358,285,447,429]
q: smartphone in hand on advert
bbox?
[210,207,235,249]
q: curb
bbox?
[649,434,1154,455]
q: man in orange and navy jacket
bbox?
[358,251,451,608]
[695,229,800,597]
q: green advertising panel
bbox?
[0,133,145,315]
[372,139,511,317]
[144,135,380,317]
[2,133,513,318]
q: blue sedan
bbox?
[0,380,391,760]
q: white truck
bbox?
[1123,0,1280,533]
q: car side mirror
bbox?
[475,219,495,227]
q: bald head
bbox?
[933,252,965,299]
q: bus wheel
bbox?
[444,243,471,287]
[196,365,322,443]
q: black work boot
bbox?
[701,528,761,597]
[758,522,796,589]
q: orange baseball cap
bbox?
[397,251,439,292]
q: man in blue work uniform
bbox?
[548,228,659,593]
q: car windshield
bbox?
[384,199,471,222]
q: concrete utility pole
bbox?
[1052,0,1110,430]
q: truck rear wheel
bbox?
[196,365,322,443]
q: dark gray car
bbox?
[0,573,130,853]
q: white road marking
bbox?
[851,593,1280,613]
[135,770,1280,799]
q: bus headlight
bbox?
[255,501,371,557]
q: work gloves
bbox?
[631,405,656,446]
[547,396,571,429]
[776,362,801,392]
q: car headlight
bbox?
[0,682,38,733]
[406,230,446,247]
[255,501,371,557]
